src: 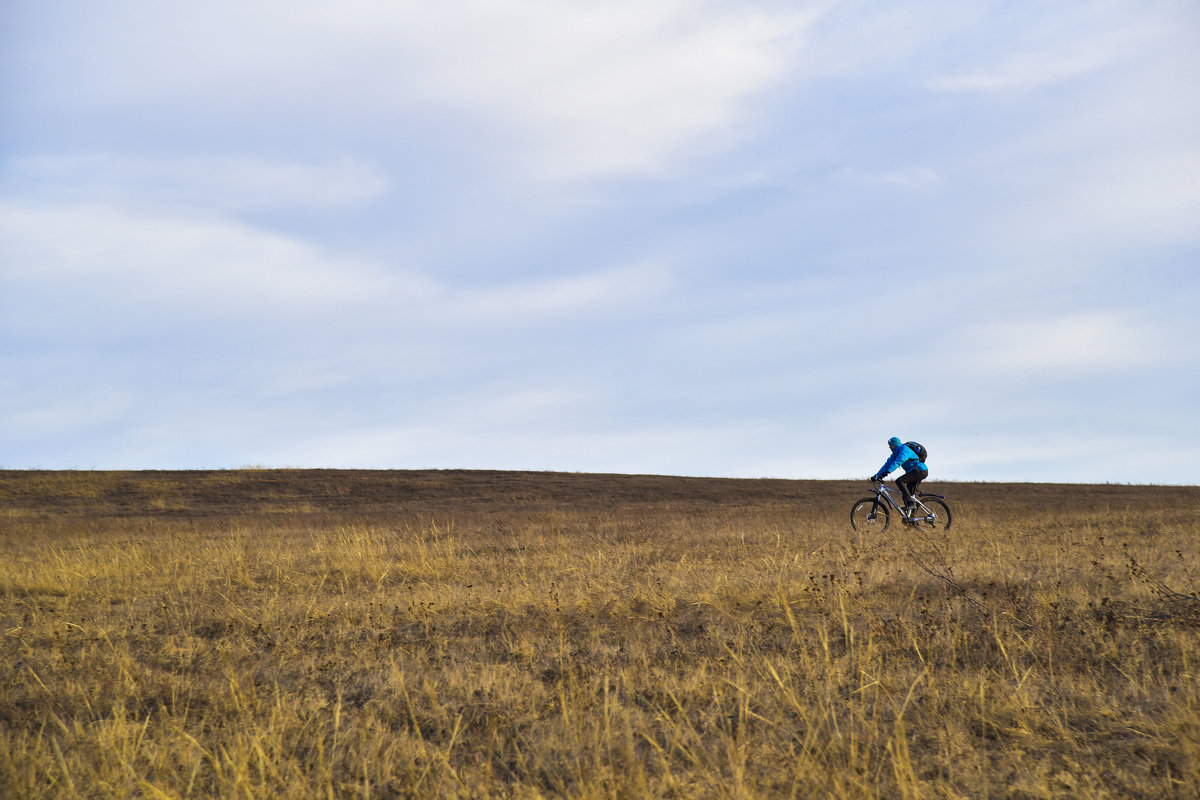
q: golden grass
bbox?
[1,470,1198,799]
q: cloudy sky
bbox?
[2,1,1198,483]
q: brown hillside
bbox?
[2,470,1198,798]
[1,469,1194,520]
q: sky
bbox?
[2,0,1198,483]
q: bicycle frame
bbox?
[867,482,904,517]
[851,480,952,532]
[870,481,943,522]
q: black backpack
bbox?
[905,441,928,462]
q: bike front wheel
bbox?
[850,497,890,532]
[909,497,952,531]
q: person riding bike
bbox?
[872,437,928,512]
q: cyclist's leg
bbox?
[909,467,928,497]
[896,468,927,507]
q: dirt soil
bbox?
[1,469,1193,521]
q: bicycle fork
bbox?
[868,497,885,521]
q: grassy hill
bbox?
[2,470,1198,798]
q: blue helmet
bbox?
[888,436,902,449]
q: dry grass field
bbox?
[1,470,1198,799]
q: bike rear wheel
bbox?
[909,497,952,531]
[850,497,890,532]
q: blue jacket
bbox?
[873,444,926,480]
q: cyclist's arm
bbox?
[873,445,914,480]
[872,453,897,480]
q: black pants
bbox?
[896,468,928,505]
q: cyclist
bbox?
[872,437,928,512]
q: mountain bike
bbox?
[849,480,952,533]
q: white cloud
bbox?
[0,203,408,327]
[272,414,785,474]
[11,0,814,180]
[929,46,1117,94]
[447,261,674,323]
[1039,150,1200,248]
[0,195,674,338]
[392,1,814,178]
[925,3,1170,94]
[5,155,388,212]
[932,434,1112,481]
[833,165,943,190]
[781,0,986,80]
[962,130,1200,257]
[1,386,131,438]
[963,311,1165,375]
[5,1,1199,481]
